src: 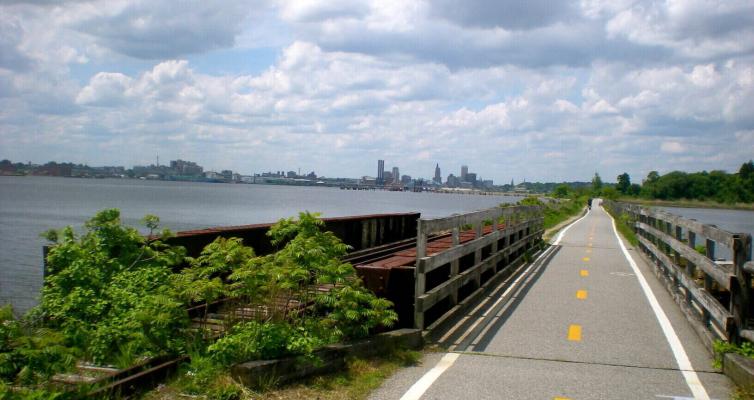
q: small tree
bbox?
[552,184,572,198]
[616,173,631,194]
[591,173,603,195]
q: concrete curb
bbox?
[231,328,423,388]
[723,353,754,390]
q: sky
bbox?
[1,0,753,184]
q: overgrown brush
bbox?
[1,209,398,398]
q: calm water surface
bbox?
[657,206,754,260]
[0,176,517,313]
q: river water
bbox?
[0,176,517,313]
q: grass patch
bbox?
[542,197,588,230]
[519,196,588,241]
[604,205,638,246]
[142,348,422,400]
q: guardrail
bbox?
[414,205,544,330]
[604,201,753,346]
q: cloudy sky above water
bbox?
[1,0,753,184]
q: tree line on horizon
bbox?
[560,160,754,204]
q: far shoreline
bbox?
[621,198,754,211]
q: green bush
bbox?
[0,306,77,385]
[39,209,188,365]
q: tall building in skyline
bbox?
[392,166,399,184]
[377,159,385,185]
[434,163,441,184]
[461,165,468,181]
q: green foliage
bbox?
[173,237,255,323]
[713,340,754,369]
[616,173,631,194]
[207,321,324,366]
[552,184,573,198]
[591,173,603,195]
[639,162,754,203]
[10,209,400,396]
[176,355,243,399]
[39,209,188,365]
[519,195,586,232]
[0,306,76,385]
[228,212,397,338]
[316,285,397,340]
[600,186,619,200]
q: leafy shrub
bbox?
[39,209,188,364]
[228,212,398,340]
[0,305,77,385]
[172,237,255,323]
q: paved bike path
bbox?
[370,201,731,400]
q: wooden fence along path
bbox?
[604,201,753,347]
[414,205,544,330]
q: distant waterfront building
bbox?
[392,167,399,184]
[461,165,468,181]
[384,171,393,184]
[434,163,442,184]
[446,174,460,188]
[170,159,203,176]
[377,160,385,185]
[467,172,477,185]
[401,174,412,184]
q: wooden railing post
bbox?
[732,234,753,342]
[687,231,697,306]
[415,219,427,330]
[703,239,716,328]
[450,227,460,305]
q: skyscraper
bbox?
[461,165,468,181]
[392,166,399,184]
[434,163,441,184]
[377,160,385,185]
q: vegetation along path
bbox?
[370,200,731,400]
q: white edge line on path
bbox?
[553,206,590,246]
[605,205,710,400]
[399,208,589,400]
[398,353,460,400]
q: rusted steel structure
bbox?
[166,212,419,258]
[604,201,753,347]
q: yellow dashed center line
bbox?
[580,269,589,277]
[576,290,588,300]
[582,257,590,262]
[554,397,571,400]
[567,324,582,341]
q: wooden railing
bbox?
[414,205,544,330]
[604,201,753,346]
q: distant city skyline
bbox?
[1,1,752,183]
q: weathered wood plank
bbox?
[637,208,735,249]
[420,205,541,234]
[638,222,733,290]
[418,219,541,273]
[417,234,537,311]
[638,235,733,331]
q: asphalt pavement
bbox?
[369,200,732,400]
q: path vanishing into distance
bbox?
[371,200,732,400]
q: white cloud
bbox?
[661,141,686,154]
[1,0,753,183]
